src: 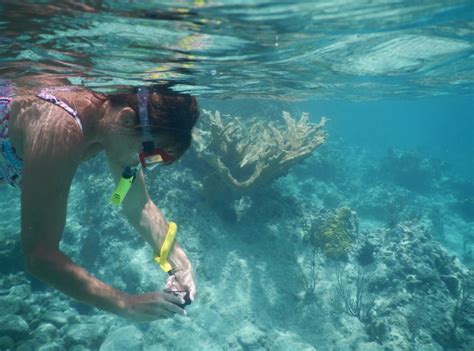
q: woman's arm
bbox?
[106,156,196,302]
[20,115,185,321]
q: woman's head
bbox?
[106,87,199,162]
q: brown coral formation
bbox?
[193,109,327,193]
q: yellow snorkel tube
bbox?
[110,167,137,205]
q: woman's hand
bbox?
[164,268,196,304]
[119,291,187,322]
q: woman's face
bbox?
[102,103,183,168]
[107,131,179,169]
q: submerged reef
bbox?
[193,109,327,194]
[452,197,474,222]
[379,149,448,194]
[298,218,474,350]
[446,177,474,222]
[363,223,474,350]
[310,207,358,260]
[1,113,473,350]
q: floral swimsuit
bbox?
[0,96,22,187]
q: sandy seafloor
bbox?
[0,96,473,351]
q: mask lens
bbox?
[144,154,163,169]
[139,149,176,169]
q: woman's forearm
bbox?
[124,197,196,301]
[26,249,127,315]
[127,199,192,272]
[168,243,192,272]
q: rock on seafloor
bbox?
[99,325,144,351]
[0,314,30,341]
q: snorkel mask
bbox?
[137,87,176,169]
[111,87,176,205]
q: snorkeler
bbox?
[0,83,198,321]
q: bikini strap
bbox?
[36,91,83,131]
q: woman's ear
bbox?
[118,107,136,128]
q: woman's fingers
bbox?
[162,301,187,316]
[127,292,186,320]
[167,271,197,304]
[162,291,186,305]
[188,287,196,302]
[149,292,186,316]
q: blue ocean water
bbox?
[303,95,474,177]
[1,1,473,350]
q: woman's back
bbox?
[1,87,105,188]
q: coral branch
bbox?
[193,109,327,193]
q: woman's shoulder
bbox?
[10,94,57,125]
[9,95,45,122]
[9,89,91,155]
[11,87,96,121]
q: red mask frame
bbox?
[139,148,176,169]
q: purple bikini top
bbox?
[36,91,83,131]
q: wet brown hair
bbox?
[107,87,199,158]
